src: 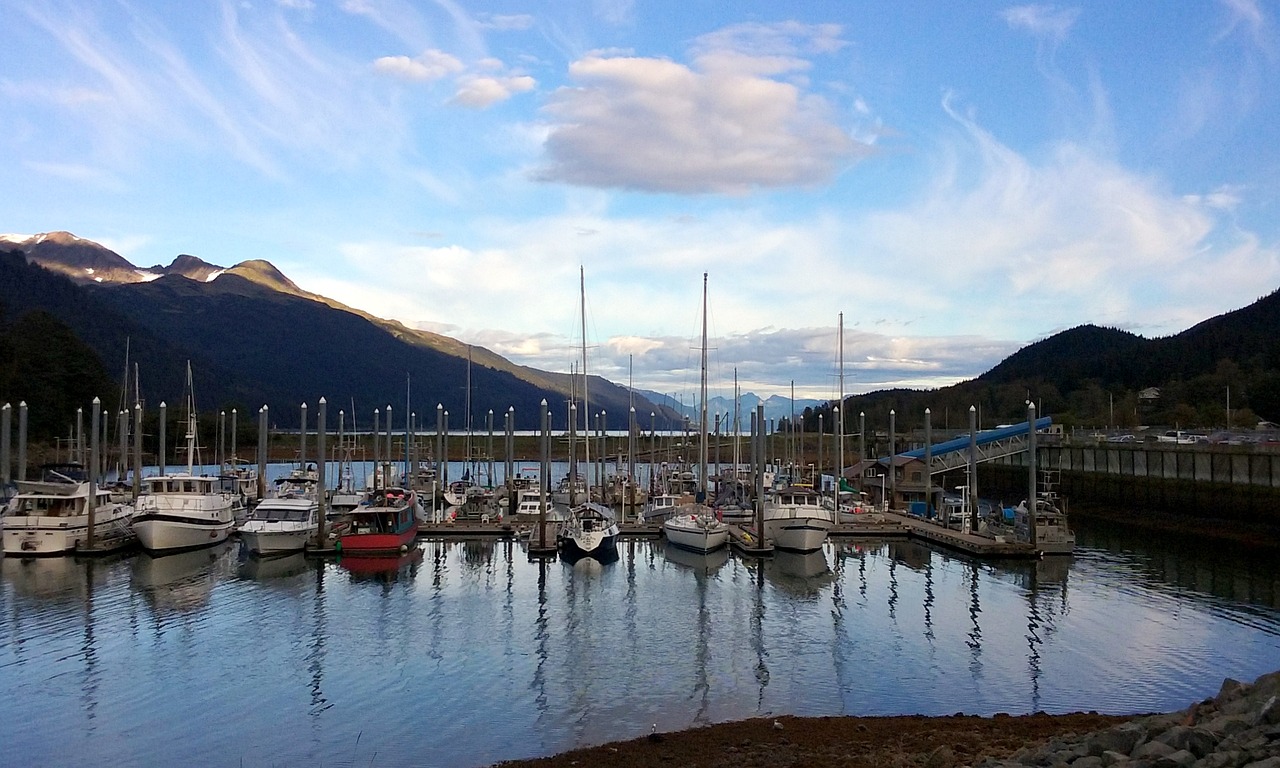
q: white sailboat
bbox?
[559,267,620,561]
[664,273,729,554]
[133,364,238,553]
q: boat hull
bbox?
[2,505,136,556]
[337,527,417,555]
[134,515,233,553]
[663,513,729,554]
[238,527,314,555]
[763,516,832,553]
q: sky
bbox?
[3,0,1279,404]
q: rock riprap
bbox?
[979,671,1280,768]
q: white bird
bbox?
[773,719,783,730]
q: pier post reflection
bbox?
[751,558,769,709]
[307,558,329,717]
[967,559,984,679]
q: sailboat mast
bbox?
[580,266,590,480]
[837,312,845,491]
[185,361,196,476]
[698,273,709,499]
[465,345,472,467]
[732,368,740,472]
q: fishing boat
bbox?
[237,468,321,555]
[2,464,136,555]
[334,486,420,555]
[663,273,729,554]
[761,483,834,553]
[133,365,238,553]
[1014,470,1075,555]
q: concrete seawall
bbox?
[982,443,1280,527]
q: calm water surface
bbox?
[2,516,1278,768]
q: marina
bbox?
[2,515,1278,768]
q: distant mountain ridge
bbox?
[638,389,823,427]
[0,233,680,431]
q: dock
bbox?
[832,511,1040,559]
[298,511,1042,560]
[725,524,774,556]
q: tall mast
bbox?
[732,368,740,473]
[185,360,196,475]
[580,266,590,479]
[698,272,709,500]
[465,345,472,469]
[838,311,844,491]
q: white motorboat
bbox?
[663,504,728,554]
[2,464,136,555]
[134,473,238,553]
[513,487,565,522]
[238,469,321,555]
[762,484,834,553]
[132,364,238,553]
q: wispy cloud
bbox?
[534,22,872,193]
[1001,4,1079,43]
[478,13,535,31]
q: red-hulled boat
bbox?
[334,487,420,555]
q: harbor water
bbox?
[2,516,1278,767]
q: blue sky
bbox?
[3,0,1278,403]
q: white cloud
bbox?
[373,50,464,82]
[450,74,536,108]
[277,0,314,9]
[535,22,871,193]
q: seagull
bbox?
[649,724,663,743]
[773,720,784,730]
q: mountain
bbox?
[1,231,150,284]
[808,288,1280,432]
[638,389,823,427]
[0,235,676,433]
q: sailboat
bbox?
[663,273,730,554]
[133,363,239,553]
[559,267,620,561]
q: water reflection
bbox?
[663,542,729,574]
[3,521,1280,768]
[132,539,236,616]
[237,550,311,580]
[764,550,832,597]
[338,545,423,582]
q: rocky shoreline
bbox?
[986,670,1280,768]
[493,671,1280,768]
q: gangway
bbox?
[892,416,1052,475]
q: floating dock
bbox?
[833,511,1040,559]
[300,510,1043,559]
